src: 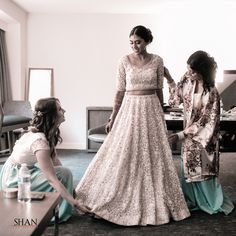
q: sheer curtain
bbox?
[0,29,12,105]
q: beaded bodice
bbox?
[116,54,164,91]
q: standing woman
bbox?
[164,50,234,215]
[76,25,190,226]
[0,97,82,222]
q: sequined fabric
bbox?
[75,54,190,226]
[116,54,164,91]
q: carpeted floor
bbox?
[40,150,236,236]
[1,150,235,235]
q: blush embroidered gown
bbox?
[75,54,190,226]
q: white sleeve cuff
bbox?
[177,131,185,140]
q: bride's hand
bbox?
[105,119,114,133]
[164,66,174,83]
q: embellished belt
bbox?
[126,90,156,95]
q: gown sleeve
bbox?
[156,57,164,89]
[116,56,126,91]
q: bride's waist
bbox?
[126,90,156,95]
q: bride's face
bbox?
[129,35,148,54]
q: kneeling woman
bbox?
[0,97,81,222]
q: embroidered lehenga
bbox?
[75,54,190,226]
[168,72,234,215]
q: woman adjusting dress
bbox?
[164,50,234,215]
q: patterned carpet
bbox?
[41,150,236,236]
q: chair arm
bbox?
[88,123,107,143]
[88,123,107,135]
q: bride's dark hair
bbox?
[129,25,153,43]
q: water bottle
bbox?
[18,163,31,203]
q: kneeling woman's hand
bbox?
[73,199,91,215]
[168,133,179,143]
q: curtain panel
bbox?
[0,29,12,105]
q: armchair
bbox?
[0,100,33,155]
[88,123,107,144]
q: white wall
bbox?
[27,13,163,149]
[157,0,236,88]
[28,1,236,149]
[0,18,8,30]
[2,0,236,150]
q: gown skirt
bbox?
[76,94,190,226]
[0,161,73,223]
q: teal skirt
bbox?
[181,161,234,215]
[0,160,73,223]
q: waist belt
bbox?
[126,90,156,95]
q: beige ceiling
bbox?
[11,0,170,14]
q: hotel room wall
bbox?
[27,3,236,149]
[27,14,163,149]
[1,0,235,149]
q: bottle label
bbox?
[18,176,31,183]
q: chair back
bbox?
[3,100,33,119]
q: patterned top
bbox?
[116,54,164,91]
[168,72,220,182]
[9,132,50,166]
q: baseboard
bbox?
[57,142,86,150]
[57,149,88,153]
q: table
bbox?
[86,106,236,152]
[164,113,236,132]
[165,113,236,152]
[0,191,60,236]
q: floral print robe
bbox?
[168,72,220,182]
